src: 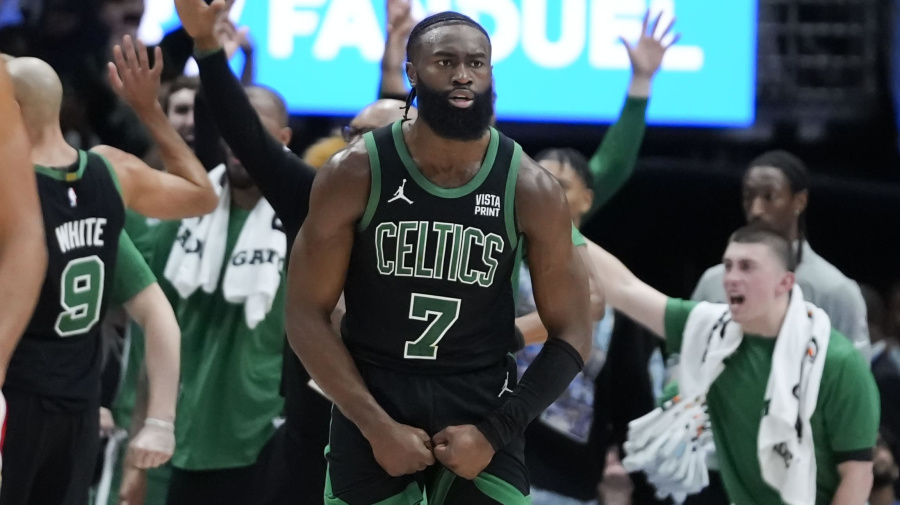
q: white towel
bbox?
[622,394,713,503]
[757,287,830,505]
[164,164,286,329]
[624,285,829,505]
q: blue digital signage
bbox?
[140,0,757,126]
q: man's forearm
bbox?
[128,286,180,423]
[627,75,653,98]
[830,474,872,505]
[0,226,46,386]
[288,311,393,438]
[135,103,209,190]
[477,337,585,450]
[585,94,648,217]
[196,48,313,231]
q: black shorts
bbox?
[165,465,258,505]
[326,355,530,505]
[0,388,99,505]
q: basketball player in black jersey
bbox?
[0,47,216,505]
[0,57,47,474]
[288,12,592,505]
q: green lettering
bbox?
[375,223,397,275]
[431,222,454,280]
[447,224,464,282]
[414,221,433,278]
[458,228,484,285]
[479,233,504,287]
[395,221,418,277]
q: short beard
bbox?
[415,81,494,141]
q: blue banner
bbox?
[140,0,757,126]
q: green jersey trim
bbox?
[505,143,521,248]
[473,472,531,504]
[358,131,382,232]
[34,150,87,182]
[390,121,499,199]
[324,459,423,505]
[93,151,125,202]
[428,467,456,504]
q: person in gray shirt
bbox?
[692,150,870,356]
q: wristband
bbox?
[144,418,175,431]
[193,46,224,60]
[476,338,584,451]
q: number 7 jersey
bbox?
[342,122,521,374]
[4,151,125,410]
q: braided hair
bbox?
[746,150,810,263]
[402,11,491,120]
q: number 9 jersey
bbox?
[4,151,125,411]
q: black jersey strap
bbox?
[476,338,584,450]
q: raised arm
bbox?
[286,143,433,477]
[379,0,415,100]
[585,12,679,218]
[176,0,315,233]
[590,243,668,337]
[0,59,47,387]
[98,36,217,219]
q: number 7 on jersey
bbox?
[403,294,461,360]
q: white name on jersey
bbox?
[55,218,107,254]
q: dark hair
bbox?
[160,75,199,115]
[245,85,289,128]
[403,12,491,120]
[533,148,593,189]
[745,150,810,263]
[729,223,797,272]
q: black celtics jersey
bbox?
[4,150,125,409]
[342,121,522,373]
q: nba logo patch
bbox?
[68,188,77,207]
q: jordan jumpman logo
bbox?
[388,179,413,204]
[498,372,514,397]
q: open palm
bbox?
[620,11,680,79]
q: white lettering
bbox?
[56,225,71,254]
[269,0,324,59]
[590,0,703,71]
[55,218,107,254]
[456,0,520,63]
[522,0,585,68]
[94,218,106,247]
[313,0,383,62]
[68,222,80,250]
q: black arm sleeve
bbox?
[195,48,316,237]
[476,338,584,451]
[193,86,225,171]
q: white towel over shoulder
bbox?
[164,164,286,329]
[624,285,829,505]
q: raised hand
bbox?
[381,0,417,97]
[387,0,416,41]
[368,421,435,477]
[174,0,227,49]
[215,17,251,60]
[108,35,163,114]
[126,421,175,469]
[620,10,680,80]
[432,425,495,480]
